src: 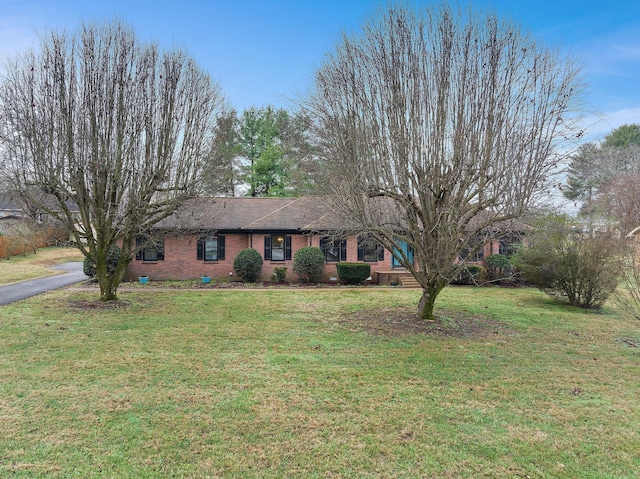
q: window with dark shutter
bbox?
[136,236,164,261]
[321,236,347,263]
[320,237,328,255]
[198,235,224,261]
[264,235,272,261]
[135,236,143,260]
[155,239,165,261]
[204,236,217,261]
[197,237,204,260]
[265,234,291,262]
[285,235,292,261]
[271,235,285,261]
[218,235,225,260]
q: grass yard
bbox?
[0,246,84,285]
[0,286,639,478]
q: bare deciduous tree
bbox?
[566,144,640,234]
[307,3,585,319]
[614,239,640,324]
[597,169,640,238]
[0,20,225,301]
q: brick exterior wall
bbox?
[124,233,250,281]
[125,232,396,282]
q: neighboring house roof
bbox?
[0,191,79,219]
[0,193,27,220]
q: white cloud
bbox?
[583,108,640,141]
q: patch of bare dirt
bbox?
[337,306,516,339]
[67,299,132,310]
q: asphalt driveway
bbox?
[0,262,87,306]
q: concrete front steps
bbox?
[376,270,421,288]
[399,275,420,288]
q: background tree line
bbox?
[202,106,316,198]
[563,123,640,236]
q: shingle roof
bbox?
[0,193,22,211]
[156,196,334,232]
[0,191,79,215]
[0,193,26,220]
[156,196,530,234]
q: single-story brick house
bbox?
[124,196,523,283]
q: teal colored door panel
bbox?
[392,240,414,268]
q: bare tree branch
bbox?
[0,20,225,301]
[306,3,586,319]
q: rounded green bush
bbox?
[451,265,486,285]
[272,266,288,283]
[83,244,122,278]
[293,246,325,283]
[484,254,512,282]
[233,248,263,282]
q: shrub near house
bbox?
[233,248,263,282]
[514,216,622,308]
[293,246,325,283]
[336,263,371,285]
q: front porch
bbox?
[375,269,420,287]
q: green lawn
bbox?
[0,286,639,478]
[0,246,84,285]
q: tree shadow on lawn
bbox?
[337,306,518,339]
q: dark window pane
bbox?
[143,244,158,261]
[321,237,342,262]
[358,236,381,262]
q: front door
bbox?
[392,240,414,268]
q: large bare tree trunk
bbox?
[417,284,446,321]
[97,272,119,302]
[307,2,585,318]
[0,20,225,301]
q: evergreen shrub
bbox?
[272,267,288,283]
[336,262,371,284]
[293,246,325,283]
[451,265,486,285]
[233,248,263,282]
[484,254,513,283]
[83,244,122,278]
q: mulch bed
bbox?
[67,299,133,310]
[77,279,384,290]
[337,306,517,339]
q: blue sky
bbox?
[1,0,639,141]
